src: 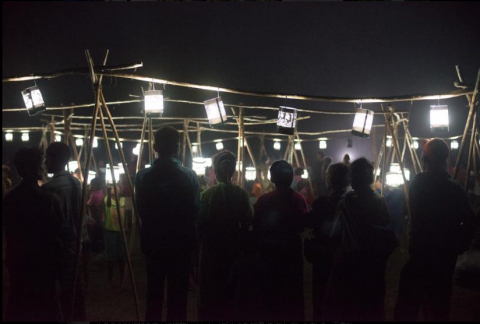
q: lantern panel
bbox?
[413,140,419,149]
[430,105,449,132]
[76,138,84,147]
[319,139,327,149]
[55,135,62,142]
[216,141,224,151]
[5,132,13,142]
[67,161,79,173]
[451,140,459,150]
[21,133,29,142]
[386,171,404,187]
[245,167,256,181]
[93,138,99,148]
[204,97,227,126]
[192,143,198,154]
[351,108,374,138]
[273,141,281,150]
[294,142,301,150]
[144,90,164,114]
[22,86,46,116]
[192,157,206,176]
[386,137,392,147]
[277,106,297,135]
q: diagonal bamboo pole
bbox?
[136,118,148,173]
[465,113,477,189]
[295,132,315,196]
[381,119,389,196]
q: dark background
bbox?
[3,1,480,168]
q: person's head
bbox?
[90,177,103,191]
[154,126,180,158]
[317,150,325,161]
[109,184,122,196]
[270,160,293,189]
[326,163,350,193]
[350,157,374,191]
[13,146,45,181]
[422,138,449,171]
[213,151,236,184]
[343,154,351,164]
[294,167,304,177]
[45,142,71,173]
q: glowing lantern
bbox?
[245,167,256,181]
[192,157,206,176]
[412,139,419,149]
[386,172,404,187]
[294,142,301,150]
[390,163,410,181]
[451,140,459,150]
[386,136,392,148]
[192,143,198,154]
[204,97,227,126]
[215,140,224,151]
[144,90,164,114]
[93,138,98,148]
[22,86,46,116]
[145,164,151,168]
[430,105,449,132]
[55,134,62,142]
[133,143,141,156]
[319,138,327,149]
[21,132,29,142]
[205,158,212,168]
[236,161,243,171]
[301,171,309,179]
[67,161,78,172]
[277,106,297,135]
[115,143,123,150]
[5,131,13,142]
[76,138,84,147]
[273,140,281,151]
[351,108,374,138]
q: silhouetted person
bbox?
[306,163,350,321]
[44,142,85,321]
[135,126,200,322]
[324,157,393,322]
[254,160,308,321]
[311,150,325,197]
[3,147,75,321]
[394,139,475,322]
[343,153,351,167]
[197,151,253,321]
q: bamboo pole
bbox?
[182,120,187,166]
[293,146,301,168]
[465,113,477,189]
[245,138,257,170]
[49,116,55,144]
[148,117,154,164]
[98,107,140,321]
[136,118,148,173]
[68,132,83,183]
[381,119,388,196]
[185,121,194,160]
[239,108,245,188]
[197,122,202,157]
[454,69,480,180]
[401,120,420,175]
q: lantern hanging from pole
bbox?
[386,171,404,188]
[215,140,224,151]
[236,161,243,171]
[351,108,374,138]
[55,134,62,142]
[430,105,449,132]
[245,167,256,181]
[22,86,46,116]
[412,138,419,149]
[205,158,212,168]
[144,90,164,115]
[115,142,123,150]
[390,163,410,181]
[145,164,151,169]
[67,160,79,173]
[192,157,206,176]
[5,131,13,142]
[301,170,309,179]
[204,97,227,127]
[451,140,459,150]
[294,142,301,151]
[319,138,327,149]
[273,140,281,151]
[76,138,84,147]
[93,138,98,148]
[192,143,198,154]
[277,106,297,135]
[133,143,141,156]
[21,132,29,142]
[386,136,392,148]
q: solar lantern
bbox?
[67,161,79,173]
[215,140,224,151]
[245,167,256,181]
[5,131,13,142]
[451,140,459,150]
[93,138,98,148]
[204,97,227,127]
[294,141,301,151]
[75,138,84,147]
[386,136,392,147]
[55,134,62,142]
[133,143,141,156]
[192,143,199,154]
[144,90,164,115]
[386,172,404,188]
[351,108,374,138]
[390,163,410,181]
[301,170,309,179]
[430,105,449,132]
[319,138,327,149]
[412,138,419,149]
[192,157,207,176]
[277,106,297,135]
[21,132,29,142]
[22,86,46,116]
[273,139,281,151]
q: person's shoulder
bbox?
[135,167,153,183]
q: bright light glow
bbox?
[386,172,404,187]
[192,157,206,176]
[245,167,256,181]
[86,170,96,186]
[93,138,98,148]
[76,138,84,147]
[145,164,151,168]
[115,143,123,150]
[352,108,374,138]
[277,106,297,135]
[301,171,309,179]
[133,143,141,156]
[386,136,392,148]
[204,97,227,126]
[205,158,212,168]
[236,161,243,171]
[216,141,224,151]
[390,163,410,181]
[319,138,327,149]
[47,173,53,178]
[21,132,29,142]
[106,164,124,185]
[5,131,13,142]
[413,140,419,149]
[273,141,281,150]
[22,86,46,116]
[55,134,62,142]
[430,105,449,132]
[144,90,164,114]
[451,140,459,150]
[294,142,301,150]
[376,168,381,176]
[192,143,198,154]
[67,161,79,172]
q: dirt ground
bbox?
[3,234,480,322]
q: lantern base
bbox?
[430,126,449,133]
[27,105,46,117]
[278,126,294,135]
[351,130,370,138]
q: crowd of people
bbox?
[2,126,479,322]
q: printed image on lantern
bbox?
[351,108,374,138]
[245,167,256,181]
[273,140,281,151]
[55,134,62,142]
[76,138,84,147]
[21,132,29,142]
[386,171,404,188]
[144,90,164,114]
[5,131,13,142]
[390,163,410,181]
[277,106,297,135]
[451,140,459,150]
[430,105,449,132]
[204,97,227,126]
[22,86,46,116]
[294,142,301,150]
[93,138,99,148]
[133,143,141,156]
[215,140,224,151]
[192,157,207,176]
[386,136,392,147]
[319,138,327,149]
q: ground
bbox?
[3,232,480,322]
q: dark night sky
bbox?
[2,1,480,165]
